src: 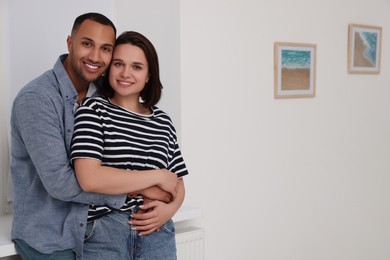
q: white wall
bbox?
[180,0,390,259]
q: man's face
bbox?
[67,19,115,85]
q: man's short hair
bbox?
[71,12,116,36]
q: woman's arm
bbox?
[73,158,179,199]
[130,186,173,203]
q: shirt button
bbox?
[80,223,84,227]
[67,129,71,134]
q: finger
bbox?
[130,216,157,226]
[139,227,158,236]
[138,227,160,236]
[132,222,159,232]
[130,211,159,225]
[131,209,157,220]
[171,190,177,200]
[132,222,157,230]
[130,214,152,222]
[161,194,172,203]
[139,201,158,211]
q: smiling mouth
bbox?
[118,80,133,86]
[84,62,101,72]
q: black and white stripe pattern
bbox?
[71,96,188,221]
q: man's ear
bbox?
[66,35,72,53]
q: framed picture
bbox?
[274,42,316,99]
[348,24,382,74]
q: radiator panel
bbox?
[176,227,205,260]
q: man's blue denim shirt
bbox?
[10,54,126,259]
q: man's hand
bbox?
[129,200,174,236]
[157,169,179,200]
[130,179,185,236]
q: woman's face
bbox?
[109,44,149,100]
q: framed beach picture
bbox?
[348,24,382,74]
[274,42,316,99]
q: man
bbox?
[10,13,126,259]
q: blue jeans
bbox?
[13,239,75,260]
[83,210,177,260]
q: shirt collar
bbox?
[73,83,97,112]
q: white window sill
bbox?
[0,205,202,257]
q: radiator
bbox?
[176,226,205,260]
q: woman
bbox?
[70,31,188,260]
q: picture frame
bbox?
[348,24,382,74]
[274,42,316,99]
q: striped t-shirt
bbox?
[70,96,188,221]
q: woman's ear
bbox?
[146,74,150,83]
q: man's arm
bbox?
[12,92,126,207]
